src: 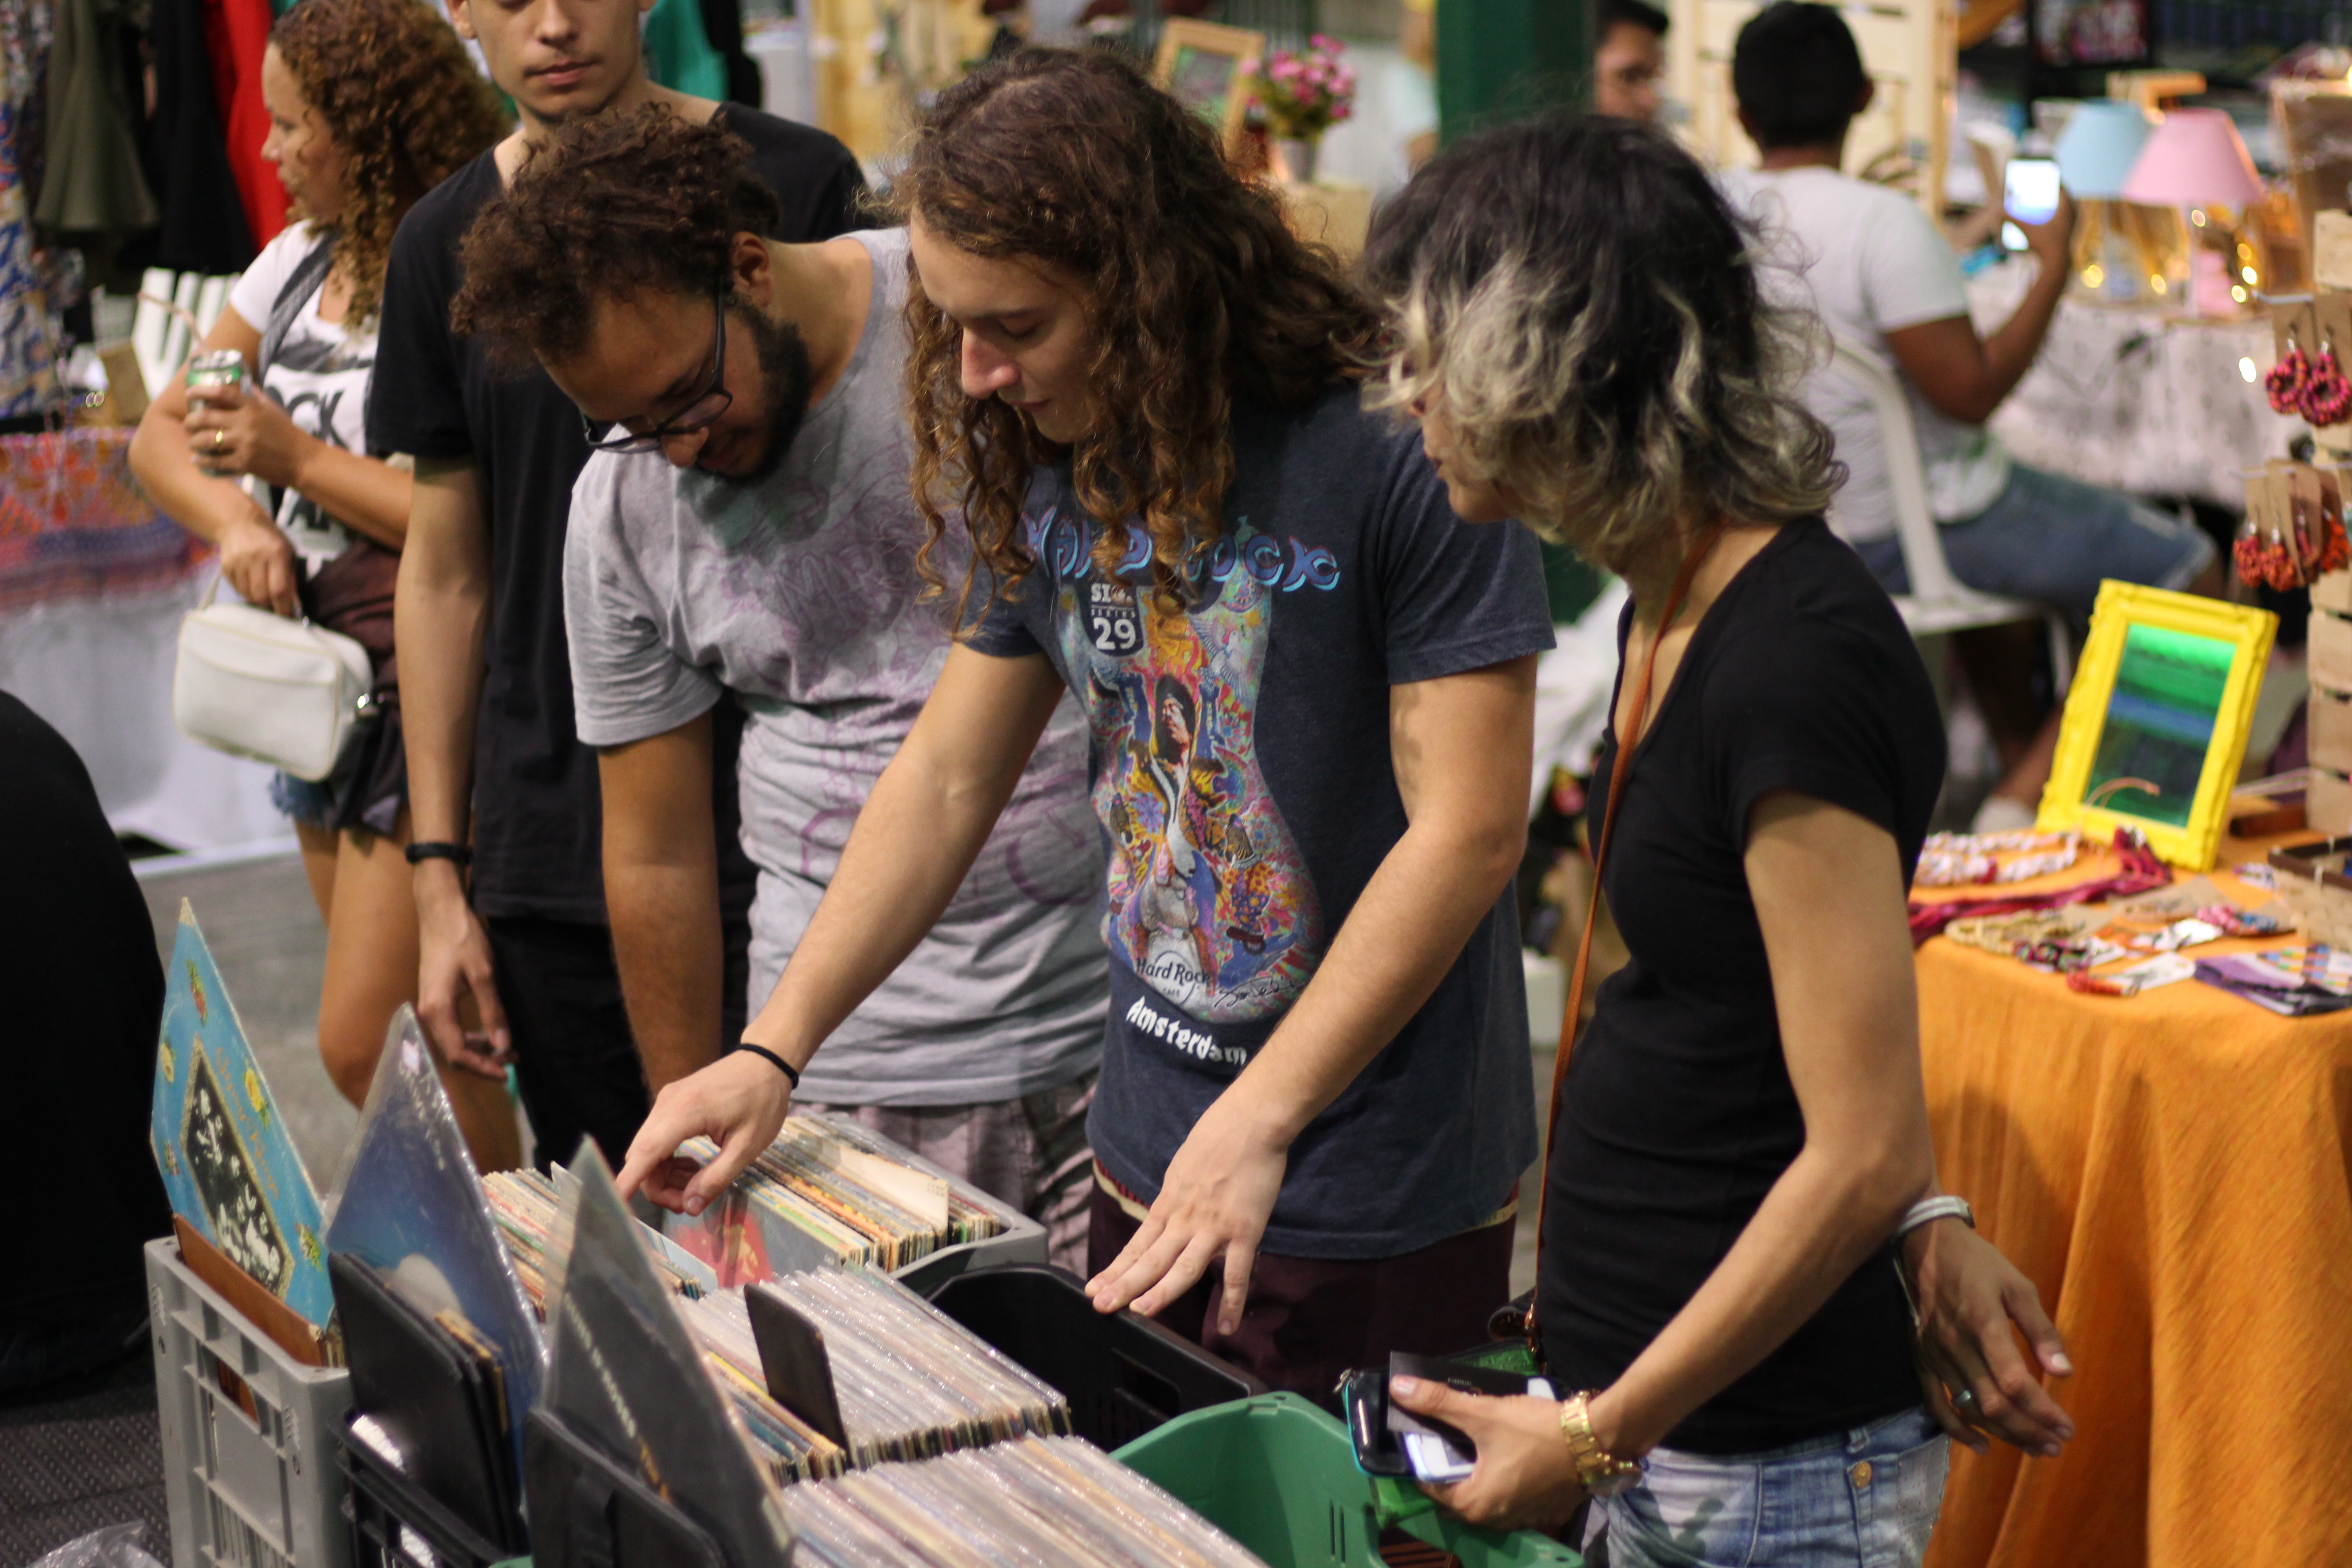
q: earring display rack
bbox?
[2272,209,2352,834]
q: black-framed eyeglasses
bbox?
[579,290,733,453]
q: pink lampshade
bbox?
[2120,108,2263,208]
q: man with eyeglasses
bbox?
[366,0,863,1172]
[447,109,1108,1261]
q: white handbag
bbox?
[173,574,377,782]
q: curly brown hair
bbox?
[270,0,507,328]
[448,105,784,372]
[891,47,1382,615]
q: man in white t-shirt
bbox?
[1719,1,2217,824]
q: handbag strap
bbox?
[1526,520,1724,1355]
[258,235,337,381]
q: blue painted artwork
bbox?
[150,902,334,1328]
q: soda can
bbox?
[186,350,245,394]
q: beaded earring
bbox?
[2269,334,2313,416]
[2304,339,2352,427]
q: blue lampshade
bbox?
[2054,101,2155,199]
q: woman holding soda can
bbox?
[130,0,514,1168]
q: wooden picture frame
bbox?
[2036,581,2278,870]
[1153,18,1266,153]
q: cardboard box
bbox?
[2315,570,2352,615]
[2319,210,2352,291]
[2312,687,2352,773]
[2311,606,2352,693]
[2311,767,2352,836]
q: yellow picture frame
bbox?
[1153,19,1267,154]
[2036,581,2278,870]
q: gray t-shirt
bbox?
[564,229,1107,1106]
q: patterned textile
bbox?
[0,104,49,418]
[1969,262,2299,510]
[0,427,210,609]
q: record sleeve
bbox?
[150,902,333,1328]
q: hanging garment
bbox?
[696,0,763,106]
[3,0,55,205]
[201,0,284,249]
[141,0,255,272]
[34,0,157,235]
[643,0,727,100]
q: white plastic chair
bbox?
[132,268,239,401]
[1823,335,2073,691]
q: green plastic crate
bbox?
[1114,1394,1582,1567]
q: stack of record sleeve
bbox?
[699,1269,1068,1468]
[482,1168,707,1307]
[782,1436,1271,1568]
[677,1112,1006,1271]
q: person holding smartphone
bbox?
[1718,3,2220,829]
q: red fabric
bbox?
[200,0,286,250]
[1906,833,2171,942]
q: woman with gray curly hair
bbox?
[1364,116,2073,1566]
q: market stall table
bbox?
[1917,828,2352,1568]
[0,426,279,849]
[1965,263,2298,509]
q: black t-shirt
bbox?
[366,107,865,921]
[1538,519,1945,1454]
[0,692,169,1330]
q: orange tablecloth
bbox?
[1920,838,2352,1568]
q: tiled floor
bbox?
[0,1353,172,1567]
[137,851,355,1189]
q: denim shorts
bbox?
[1592,1406,1949,1568]
[1851,462,2215,620]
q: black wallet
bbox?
[329,1251,526,1551]
[1339,1351,1550,1483]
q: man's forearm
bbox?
[397,460,491,848]
[608,858,725,1091]
[1982,258,2068,414]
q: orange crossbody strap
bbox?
[1526,522,1724,1350]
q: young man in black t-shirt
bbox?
[369,0,862,1169]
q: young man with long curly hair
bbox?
[367,0,864,1172]
[447,107,1109,1265]
[620,48,1558,1395]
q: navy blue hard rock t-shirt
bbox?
[965,384,1554,1259]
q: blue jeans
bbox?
[1593,1406,1949,1568]
[1851,462,2215,620]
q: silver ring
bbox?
[1953,1388,1979,1413]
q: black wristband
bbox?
[733,1042,801,1089]
[404,841,473,867]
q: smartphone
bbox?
[1339,1356,1556,1485]
[2004,157,2062,227]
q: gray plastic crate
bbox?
[147,1236,354,1568]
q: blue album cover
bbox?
[326,1005,545,1459]
[150,901,335,1328]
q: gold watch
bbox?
[1559,1391,1642,1497]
